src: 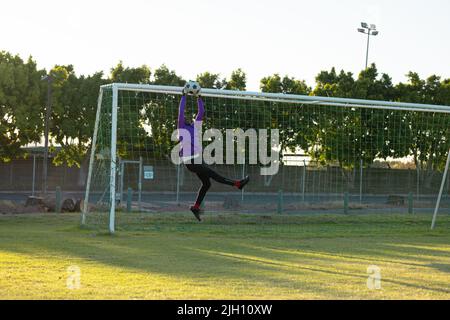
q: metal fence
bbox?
[2,157,449,214]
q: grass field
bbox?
[1,212,450,299]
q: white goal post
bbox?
[82,83,450,234]
[431,149,450,230]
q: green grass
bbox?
[1,212,450,299]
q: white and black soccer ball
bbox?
[184,80,201,96]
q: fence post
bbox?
[344,192,349,214]
[416,166,420,201]
[360,159,363,204]
[408,192,414,214]
[119,158,124,205]
[241,163,245,203]
[277,189,283,214]
[55,186,62,213]
[176,164,181,205]
[138,157,142,212]
[127,187,133,213]
[32,154,36,196]
[302,160,306,202]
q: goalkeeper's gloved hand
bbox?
[182,83,189,95]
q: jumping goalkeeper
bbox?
[178,83,249,221]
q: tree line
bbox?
[1,50,450,183]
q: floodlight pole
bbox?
[358,23,379,70]
[365,31,370,69]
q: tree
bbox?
[395,72,450,190]
[196,72,227,89]
[310,65,397,188]
[309,65,450,191]
[49,65,107,167]
[311,65,396,170]
[260,74,310,95]
[313,67,355,98]
[134,65,185,160]
[259,74,312,162]
[226,68,247,91]
[153,64,185,86]
[110,61,151,83]
[0,51,45,162]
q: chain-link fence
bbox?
[2,157,449,215]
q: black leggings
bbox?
[185,163,235,205]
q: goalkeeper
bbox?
[178,82,249,221]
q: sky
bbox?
[1,0,450,90]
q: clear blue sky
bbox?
[2,0,449,90]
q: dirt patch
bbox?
[0,196,83,214]
[0,200,46,214]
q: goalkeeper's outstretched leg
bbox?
[185,163,249,221]
[177,82,250,221]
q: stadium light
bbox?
[357,22,379,69]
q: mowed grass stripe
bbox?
[0,212,449,299]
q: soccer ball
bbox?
[184,80,201,96]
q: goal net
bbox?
[82,83,450,233]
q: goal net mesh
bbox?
[83,85,450,231]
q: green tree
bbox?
[313,67,355,98]
[50,65,106,167]
[309,65,397,188]
[395,72,450,189]
[311,65,396,168]
[226,68,247,91]
[110,61,151,83]
[0,51,44,162]
[260,74,310,95]
[196,72,227,89]
[259,74,312,164]
[153,64,185,86]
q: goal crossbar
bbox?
[101,83,450,114]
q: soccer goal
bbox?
[82,83,450,233]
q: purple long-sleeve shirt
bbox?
[178,95,205,158]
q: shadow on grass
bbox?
[427,264,450,273]
[1,212,450,298]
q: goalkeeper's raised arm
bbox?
[177,94,187,129]
[195,96,205,122]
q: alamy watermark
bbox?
[66,265,81,290]
[367,265,381,290]
[171,122,280,176]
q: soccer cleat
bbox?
[237,175,250,190]
[190,206,202,221]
